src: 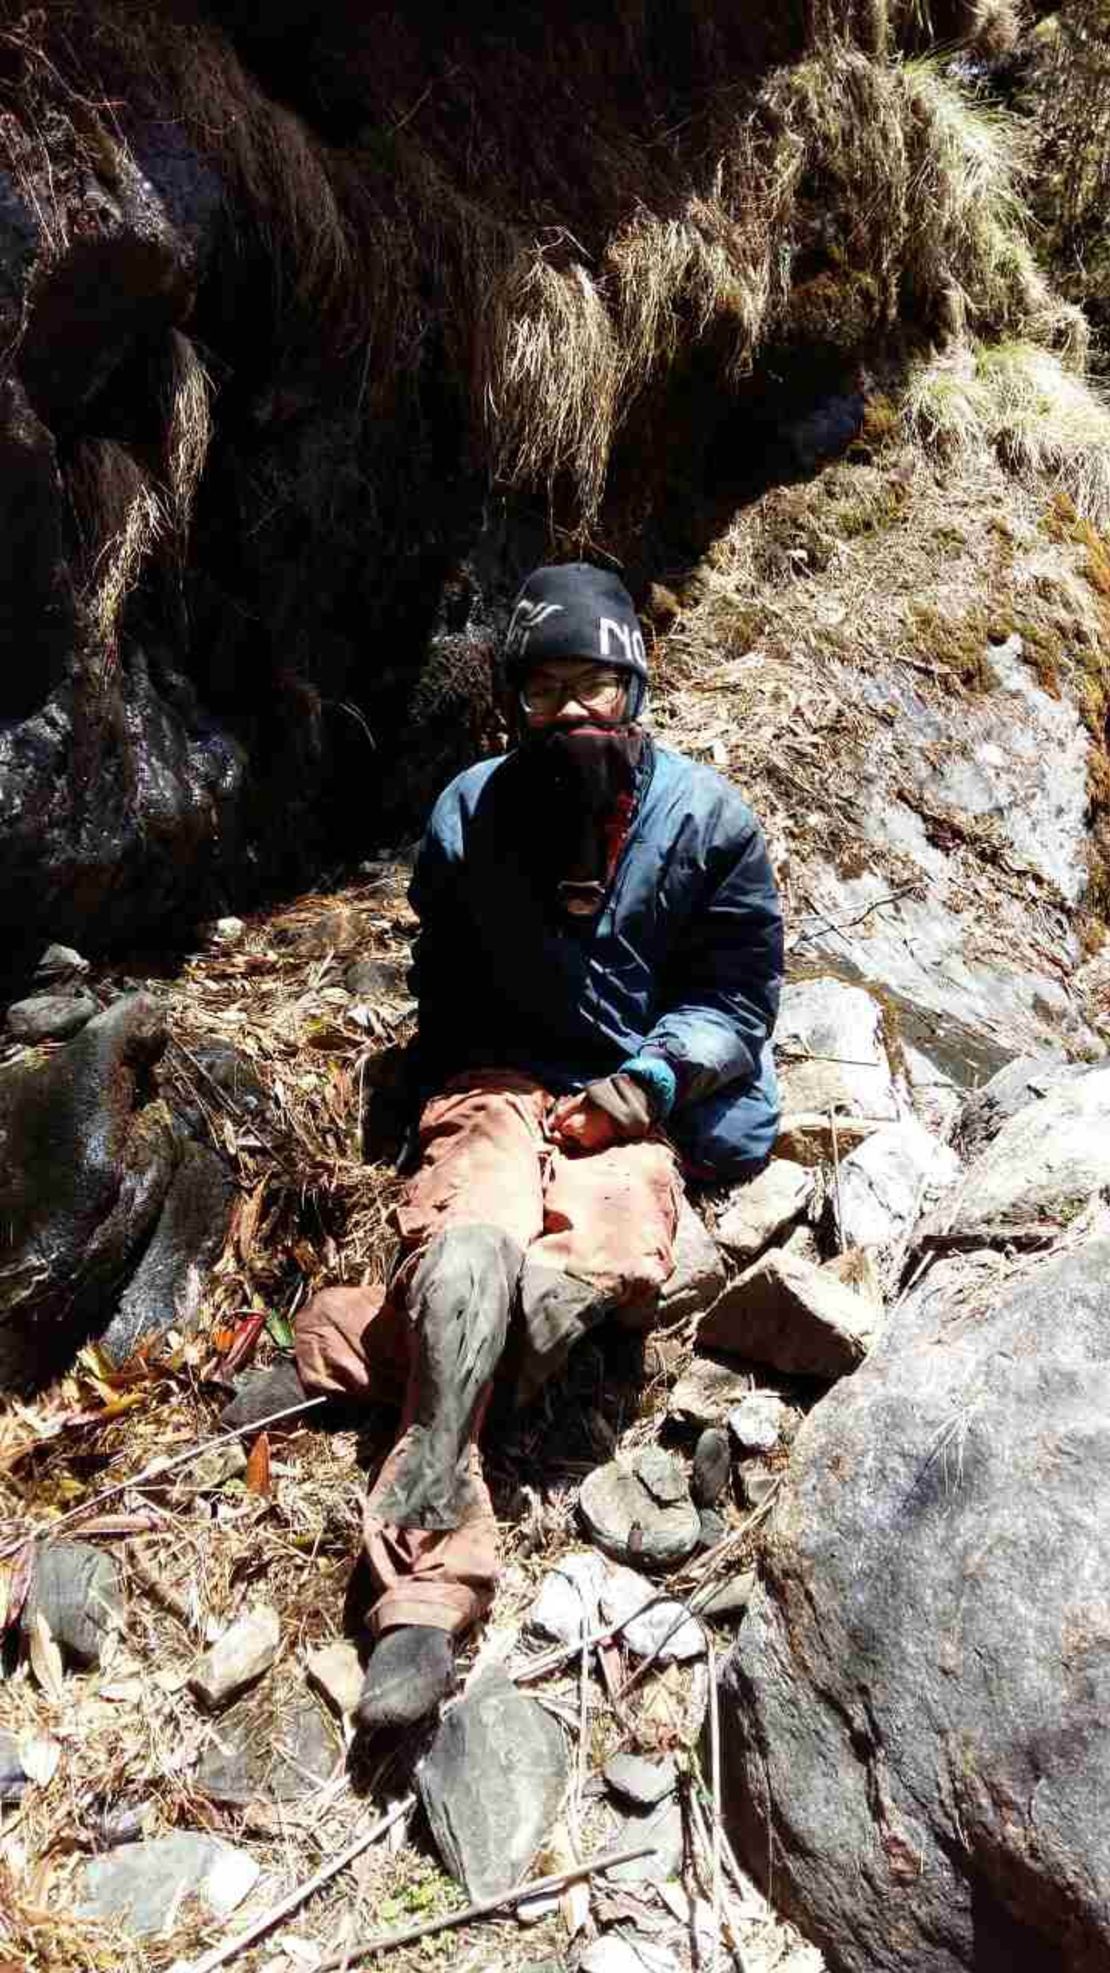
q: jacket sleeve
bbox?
[641,813,783,1109]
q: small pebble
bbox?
[603,1751,678,1808]
[190,1607,280,1711]
[691,1427,731,1507]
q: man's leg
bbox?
[298,1074,548,1726]
[515,1132,682,1402]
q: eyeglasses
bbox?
[520,667,627,716]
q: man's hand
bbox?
[549,1073,655,1152]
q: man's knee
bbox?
[408,1224,523,1393]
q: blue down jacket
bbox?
[409,737,783,1177]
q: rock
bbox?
[691,1427,731,1507]
[604,1752,678,1808]
[212,916,246,944]
[76,1832,260,1935]
[719,1225,1110,1972]
[581,1935,682,1973]
[0,1729,26,1802]
[728,1393,788,1455]
[783,1221,824,1265]
[835,1116,960,1288]
[307,1639,364,1717]
[176,1441,248,1494]
[776,980,900,1122]
[632,1445,688,1506]
[669,1356,753,1428]
[0,995,178,1391]
[697,1508,728,1550]
[697,1251,877,1379]
[195,1688,340,1803]
[6,991,97,1042]
[190,1606,280,1710]
[774,1113,881,1167]
[902,1041,963,1140]
[737,1460,777,1509]
[99,1141,235,1364]
[219,1359,309,1432]
[600,1565,705,1662]
[618,1198,725,1332]
[344,955,408,998]
[939,1066,1110,1241]
[956,1054,1092,1159]
[34,943,89,986]
[21,1542,123,1667]
[701,1570,757,1620]
[604,1795,685,1884]
[715,1161,815,1262]
[418,1667,569,1900]
[579,1459,701,1569]
[527,1549,607,1646]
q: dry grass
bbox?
[65,439,165,665]
[903,342,1110,528]
[163,329,212,544]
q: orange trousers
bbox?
[296,1072,680,1637]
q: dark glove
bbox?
[582,1071,656,1140]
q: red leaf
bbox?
[244,1432,272,1497]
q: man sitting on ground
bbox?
[289,562,783,1730]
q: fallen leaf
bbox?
[100,1677,145,1705]
[235,1180,268,1266]
[18,1735,60,1786]
[265,1309,295,1353]
[245,1432,272,1497]
[222,1310,267,1375]
[28,1611,65,1703]
[561,1877,591,1937]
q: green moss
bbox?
[906,600,994,689]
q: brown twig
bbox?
[313,1842,656,1971]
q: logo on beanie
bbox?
[506,597,564,657]
[599,617,646,669]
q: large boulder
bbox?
[719,1220,1110,1972]
[937,1067,1110,1242]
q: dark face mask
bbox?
[520,718,645,917]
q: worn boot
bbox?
[355,1624,456,1730]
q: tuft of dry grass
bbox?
[163,329,212,545]
[65,439,165,665]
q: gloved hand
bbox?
[549,1072,655,1152]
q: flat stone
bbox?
[219,1359,309,1432]
[419,1667,569,1900]
[617,1198,725,1332]
[940,1067,1110,1241]
[727,1393,788,1455]
[581,1940,681,1973]
[176,1441,248,1495]
[6,991,97,1042]
[957,1054,1092,1160]
[776,979,900,1121]
[697,1508,728,1551]
[604,1752,678,1808]
[715,1161,815,1262]
[344,955,408,998]
[691,1427,731,1507]
[701,1569,757,1620]
[775,1113,882,1167]
[579,1459,700,1569]
[527,1549,607,1647]
[76,1832,260,1935]
[697,1250,877,1379]
[738,1460,778,1508]
[21,1542,123,1667]
[195,1687,339,1802]
[632,1445,689,1507]
[836,1116,960,1287]
[307,1639,364,1717]
[604,1794,685,1884]
[190,1606,280,1710]
[668,1356,752,1428]
[0,1729,26,1802]
[600,1564,705,1662]
[34,943,89,986]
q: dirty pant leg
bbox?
[516,1134,683,1402]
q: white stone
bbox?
[716,1160,815,1262]
[600,1565,705,1663]
[307,1639,363,1717]
[77,1833,260,1935]
[776,979,900,1121]
[728,1392,788,1454]
[526,1550,607,1646]
[942,1067,1110,1239]
[212,916,246,944]
[837,1116,961,1286]
[190,1607,280,1710]
[668,1356,753,1427]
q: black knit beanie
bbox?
[503,563,648,712]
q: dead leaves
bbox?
[244,1432,272,1498]
[27,1611,64,1705]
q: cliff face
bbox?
[0,0,1096,964]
